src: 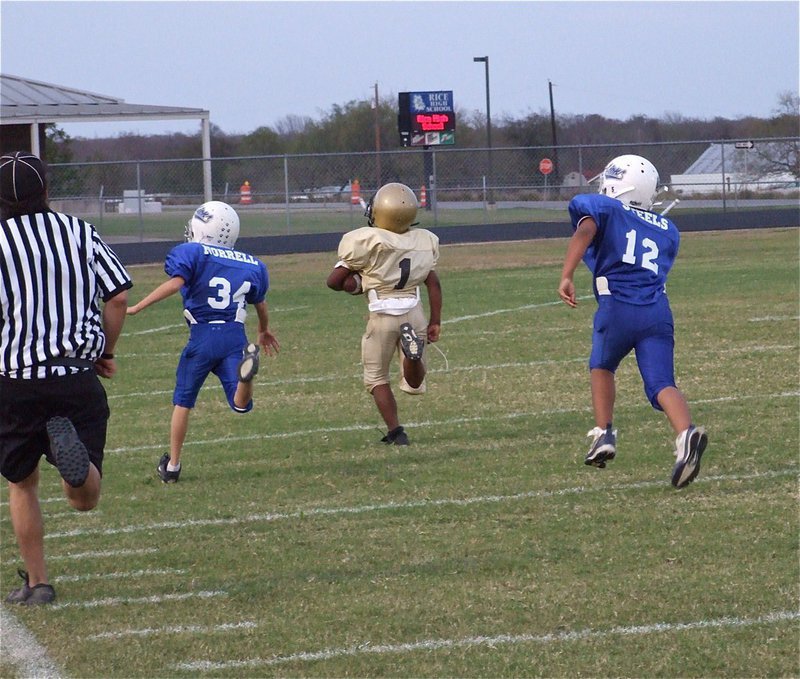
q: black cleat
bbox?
[237,343,260,383]
[157,453,181,483]
[399,323,424,361]
[381,426,410,446]
[5,569,56,606]
[46,417,90,487]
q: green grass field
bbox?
[2,228,798,678]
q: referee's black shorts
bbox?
[0,371,110,483]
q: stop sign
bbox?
[539,158,554,175]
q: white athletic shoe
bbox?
[585,426,617,468]
[671,425,708,489]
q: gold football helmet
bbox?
[366,182,418,233]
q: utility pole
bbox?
[474,56,494,205]
[373,82,381,189]
[548,80,560,184]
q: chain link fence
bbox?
[46,137,798,242]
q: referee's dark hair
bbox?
[0,151,50,219]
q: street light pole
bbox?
[548,79,560,184]
[373,81,381,189]
[473,56,494,205]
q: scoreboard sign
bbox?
[398,91,456,147]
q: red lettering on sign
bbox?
[415,113,451,131]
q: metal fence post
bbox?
[284,155,290,234]
[98,185,104,229]
[136,162,143,242]
[431,150,438,226]
[720,143,727,218]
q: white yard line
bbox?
[749,315,799,322]
[88,621,257,641]
[443,297,592,324]
[121,306,310,338]
[49,590,226,610]
[175,609,800,672]
[0,608,64,678]
[122,324,184,336]
[48,547,158,561]
[104,389,800,454]
[103,342,797,403]
[44,468,796,541]
[52,567,185,583]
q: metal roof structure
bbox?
[0,74,212,199]
[1,73,209,124]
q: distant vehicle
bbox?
[289,181,352,203]
[311,185,345,200]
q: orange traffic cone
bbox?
[419,185,427,208]
[240,181,252,205]
[350,179,361,205]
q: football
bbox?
[343,271,363,295]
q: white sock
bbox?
[167,462,181,472]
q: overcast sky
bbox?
[2,1,798,139]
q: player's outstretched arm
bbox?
[254,301,280,356]
[424,270,442,342]
[558,217,596,308]
[127,276,185,315]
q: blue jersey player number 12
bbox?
[558,154,707,489]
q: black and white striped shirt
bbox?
[1,210,132,380]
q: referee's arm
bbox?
[96,287,129,379]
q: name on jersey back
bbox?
[202,245,259,265]
[621,204,669,230]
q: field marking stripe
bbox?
[88,621,257,641]
[122,324,184,336]
[44,468,796,540]
[175,609,800,671]
[121,307,310,337]
[104,344,798,401]
[105,390,800,454]
[749,315,799,322]
[48,547,158,561]
[0,608,64,678]
[49,590,226,610]
[444,296,593,324]
[53,567,186,583]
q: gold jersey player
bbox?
[327,183,442,445]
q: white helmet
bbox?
[185,201,240,247]
[599,155,661,211]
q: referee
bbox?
[0,151,132,605]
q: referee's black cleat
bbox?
[5,570,56,606]
[46,417,90,487]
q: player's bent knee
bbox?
[647,382,676,410]
[232,400,254,414]
[366,379,389,394]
